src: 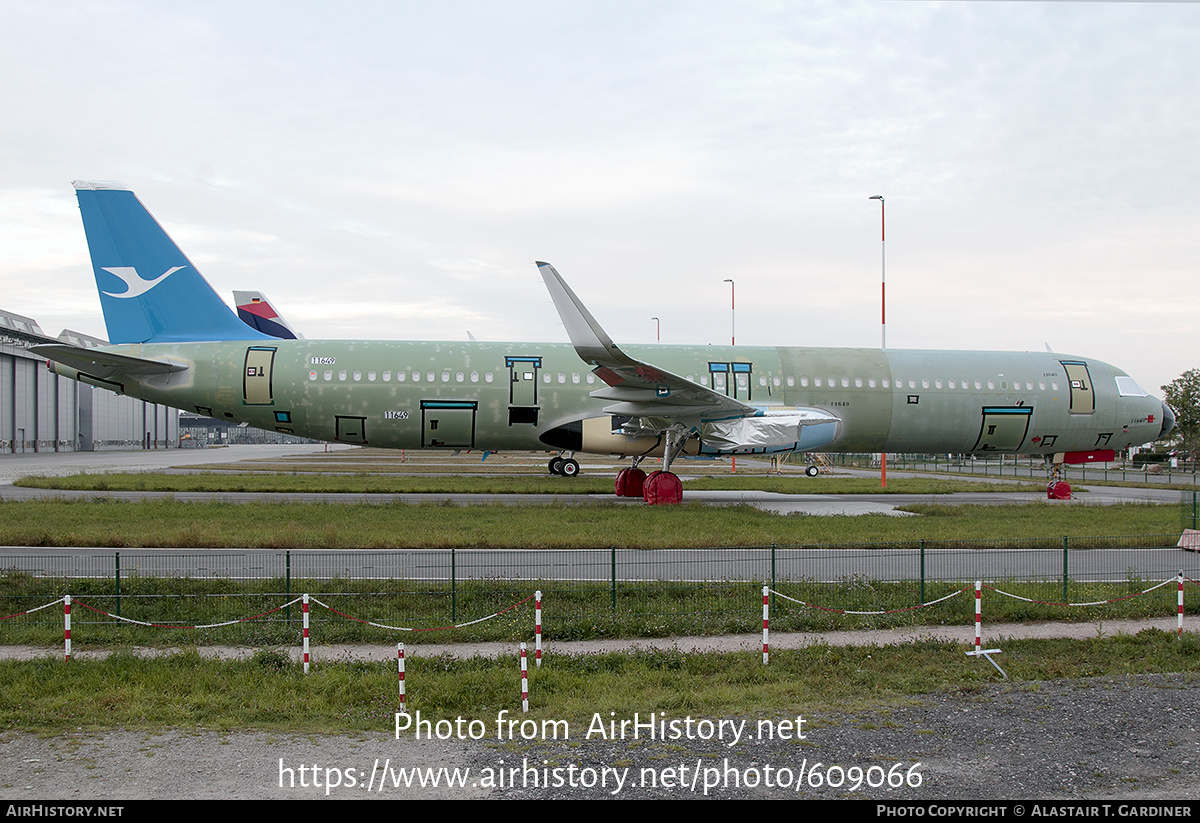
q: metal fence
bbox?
[2,536,1197,642]
[873,453,1200,485]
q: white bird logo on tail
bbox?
[100,266,184,298]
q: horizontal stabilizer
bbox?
[31,343,188,380]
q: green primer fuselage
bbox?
[93,339,1164,458]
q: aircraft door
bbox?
[335,415,367,444]
[709,362,728,394]
[243,347,276,405]
[709,362,752,400]
[972,406,1033,452]
[506,356,542,426]
[422,400,478,448]
[1060,361,1095,415]
[732,362,752,401]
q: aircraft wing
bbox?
[31,344,189,380]
[537,262,754,421]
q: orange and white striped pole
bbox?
[520,643,529,713]
[398,643,407,710]
[64,595,71,661]
[535,590,543,667]
[974,581,982,656]
[762,586,769,665]
[1179,572,1185,638]
[302,594,310,674]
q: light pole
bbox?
[722,278,737,473]
[869,195,885,349]
[723,279,735,346]
[869,195,887,488]
[651,316,660,342]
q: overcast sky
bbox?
[3,1,1197,394]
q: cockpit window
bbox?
[1115,376,1148,397]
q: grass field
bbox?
[3,447,1194,734]
[2,632,1196,733]
[0,498,1180,548]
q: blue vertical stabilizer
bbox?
[73,181,272,344]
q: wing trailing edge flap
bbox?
[537,261,754,422]
[31,343,189,380]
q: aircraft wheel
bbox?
[805,465,819,477]
[643,470,683,505]
[615,467,646,497]
[548,457,564,475]
[560,458,580,477]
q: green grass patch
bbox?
[1,632,1195,733]
[0,499,1179,549]
[2,570,1192,647]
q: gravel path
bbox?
[4,620,1199,801]
[3,673,1197,800]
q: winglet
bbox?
[536,262,629,366]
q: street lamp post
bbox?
[869,195,887,488]
[723,279,735,346]
[869,195,885,349]
[651,316,660,342]
[723,278,736,473]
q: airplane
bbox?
[233,290,302,339]
[32,181,1175,504]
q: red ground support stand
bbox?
[614,467,647,497]
[1047,481,1072,500]
[643,471,683,505]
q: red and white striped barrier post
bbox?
[534,590,542,668]
[398,643,406,711]
[1179,572,1185,638]
[762,586,769,665]
[964,581,1005,675]
[520,642,529,713]
[974,580,982,656]
[302,594,310,674]
[63,595,71,661]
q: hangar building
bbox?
[0,308,177,453]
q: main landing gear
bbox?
[615,427,689,505]
[1045,457,1071,500]
[548,452,580,477]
